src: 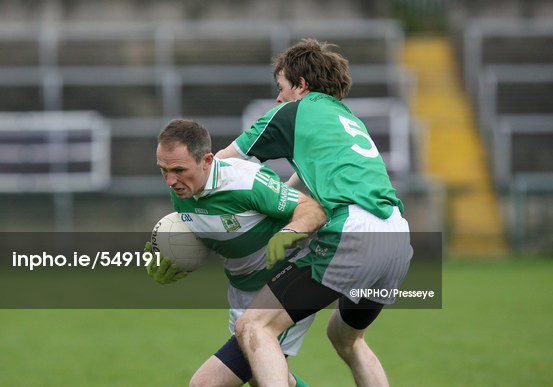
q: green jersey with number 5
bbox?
[233,92,403,219]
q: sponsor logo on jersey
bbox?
[309,94,326,102]
[278,185,288,211]
[180,213,193,222]
[220,214,241,232]
[195,208,208,215]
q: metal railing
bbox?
[509,172,553,250]
[0,111,110,231]
[0,19,404,66]
[463,18,553,100]
[0,111,110,192]
[492,114,553,190]
[0,20,445,232]
[476,64,553,142]
[0,19,412,138]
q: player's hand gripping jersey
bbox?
[233,92,403,219]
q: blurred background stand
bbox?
[0,0,552,253]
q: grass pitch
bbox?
[1,258,551,386]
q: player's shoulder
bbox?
[219,157,261,171]
[298,93,355,125]
[260,101,299,123]
[217,157,282,190]
[297,92,344,114]
[216,157,263,191]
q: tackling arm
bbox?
[266,192,326,269]
[215,143,245,159]
[286,192,327,234]
[285,173,310,196]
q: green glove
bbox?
[144,241,187,284]
[266,229,308,269]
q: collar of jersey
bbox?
[193,157,221,200]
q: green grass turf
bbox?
[1,258,551,386]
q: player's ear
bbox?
[298,77,309,93]
[202,153,214,169]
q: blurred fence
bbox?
[0,20,412,178]
[0,19,447,235]
[0,111,110,193]
[463,18,553,250]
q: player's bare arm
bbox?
[284,173,309,196]
[215,143,244,159]
[285,192,327,234]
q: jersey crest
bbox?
[268,178,280,193]
[220,214,241,232]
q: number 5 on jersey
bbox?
[339,115,379,158]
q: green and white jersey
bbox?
[169,157,300,291]
[233,92,403,219]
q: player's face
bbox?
[276,71,307,103]
[156,142,213,199]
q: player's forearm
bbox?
[285,173,309,196]
[286,193,327,234]
[215,143,244,159]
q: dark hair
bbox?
[158,119,212,163]
[273,38,352,100]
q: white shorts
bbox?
[227,285,316,356]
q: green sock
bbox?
[292,372,309,387]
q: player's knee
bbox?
[327,326,344,355]
[327,328,350,357]
[234,314,255,343]
[326,311,345,343]
[327,313,358,358]
[326,316,338,344]
[328,333,360,363]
